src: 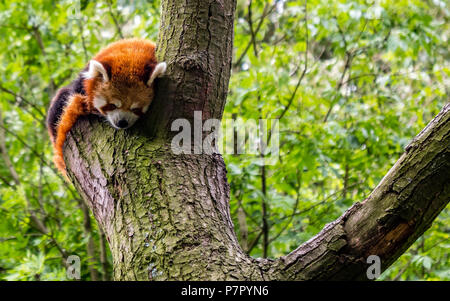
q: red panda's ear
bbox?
[83,60,110,82]
[147,62,166,86]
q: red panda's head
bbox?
[83,39,166,129]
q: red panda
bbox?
[46,39,166,175]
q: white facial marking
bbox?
[130,103,140,110]
[93,96,107,110]
[142,103,150,113]
[147,62,167,86]
[112,99,122,108]
[83,60,109,82]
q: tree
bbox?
[0,0,448,281]
[60,0,449,280]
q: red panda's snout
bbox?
[106,108,140,129]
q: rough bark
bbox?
[63,0,450,280]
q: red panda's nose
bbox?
[117,119,129,129]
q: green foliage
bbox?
[0,0,448,281]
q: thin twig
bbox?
[247,0,258,57]
[106,0,125,39]
[233,2,278,68]
[0,84,46,119]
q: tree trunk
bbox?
[64,0,450,280]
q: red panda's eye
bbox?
[131,108,143,116]
[102,103,117,111]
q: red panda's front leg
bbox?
[53,93,89,174]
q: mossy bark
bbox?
[64,0,450,280]
[67,127,261,280]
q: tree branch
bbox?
[267,104,450,280]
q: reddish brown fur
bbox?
[53,94,88,175]
[49,39,160,175]
[85,39,158,110]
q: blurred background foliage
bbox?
[0,0,448,281]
